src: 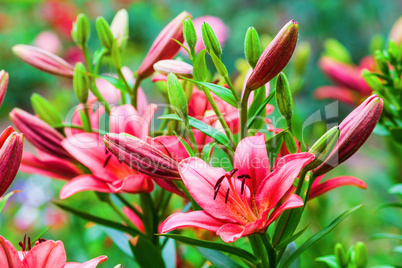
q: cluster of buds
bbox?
[318,242,368,268]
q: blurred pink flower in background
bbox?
[33,31,62,55]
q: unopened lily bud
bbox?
[10,108,73,161]
[314,95,383,176]
[374,50,389,75]
[210,51,228,77]
[12,45,74,78]
[334,243,348,268]
[154,60,193,78]
[183,18,197,53]
[276,72,293,120]
[110,9,129,48]
[0,127,23,197]
[361,70,383,91]
[111,39,121,69]
[0,70,9,109]
[73,62,90,103]
[138,11,191,79]
[201,22,222,58]
[167,73,188,120]
[72,13,90,48]
[31,93,62,126]
[245,20,298,91]
[104,133,180,180]
[244,27,261,69]
[306,126,340,171]
[96,16,114,50]
[354,242,368,268]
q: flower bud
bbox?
[314,95,383,176]
[354,242,368,268]
[334,243,348,268]
[103,133,180,180]
[183,18,197,53]
[0,70,9,109]
[374,50,389,75]
[244,27,261,69]
[245,20,298,91]
[276,72,293,120]
[72,13,90,48]
[201,22,222,58]
[167,73,188,120]
[361,69,383,92]
[110,9,129,48]
[73,62,90,103]
[305,126,340,171]
[210,51,228,77]
[138,11,191,79]
[153,60,193,78]
[10,108,73,161]
[12,45,74,78]
[0,127,23,197]
[31,93,62,126]
[96,16,114,50]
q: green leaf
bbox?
[202,142,217,162]
[181,77,238,107]
[389,184,402,195]
[283,130,297,154]
[371,233,402,240]
[281,204,363,268]
[158,233,260,267]
[129,236,165,268]
[248,89,276,129]
[374,202,402,212]
[315,255,339,268]
[158,114,232,151]
[196,247,244,268]
[247,86,266,131]
[173,131,195,157]
[97,74,129,93]
[193,49,208,82]
[275,223,311,250]
[53,201,143,238]
[390,127,402,143]
[101,227,133,258]
[279,242,299,268]
[0,190,20,213]
[266,131,285,168]
[30,227,50,247]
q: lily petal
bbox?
[65,256,108,268]
[309,176,367,200]
[314,86,363,106]
[162,211,224,233]
[23,240,66,268]
[59,175,111,199]
[0,236,23,268]
[266,194,303,226]
[108,174,154,194]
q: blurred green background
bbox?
[0,0,401,267]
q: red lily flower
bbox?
[162,136,314,243]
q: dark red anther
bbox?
[237,174,251,195]
[230,169,238,177]
[27,237,31,250]
[103,155,112,168]
[213,184,221,200]
[105,148,109,155]
[214,175,225,191]
[225,188,230,203]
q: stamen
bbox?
[225,188,230,204]
[103,155,112,168]
[213,184,221,200]
[237,174,251,195]
[19,242,24,251]
[214,175,225,191]
[105,148,109,154]
[241,178,246,195]
[230,169,238,177]
[27,237,31,250]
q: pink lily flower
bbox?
[162,135,314,243]
[0,70,9,108]
[0,235,107,268]
[0,126,23,197]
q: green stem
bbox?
[116,68,132,105]
[132,77,143,109]
[140,193,159,247]
[185,119,199,156]
[260,233,276,268]
[82,45,93,73]
[52,123,105,135]
[241,90,251,139]
[224,76,241,103]
[115,193,143,221]
[83,106,92,132]
[107,199,140,232]
[249,235,267,268]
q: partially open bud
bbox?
[167,73,188,120]
[12,45,74,78]
[72,13,90,48]
[276,72,293,120]
[138,11,191,79]
[305,126,340,170]
[104,133,180,180]
[183,18,197,53]
[244,27,261,69]
[73,62,90,103]
[96,16,114,50]
[0,127,23,197]
[154,60,193,78]
[201,22,222,59]
[0,70,9,109]
[110,9,129,48]
[245,20,298,91]
[334,243,348,268]
[10,108,73,161]
[354,242,368,268]
[314,95,383,176]
[31,93,62,126]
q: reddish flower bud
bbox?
[137,11,191,79]
[0,126,23,196]
[12,45,74,78]
[245,20,298,91]
[153,60,193,78]
[0,70,8,109]
[10,108,73,161]
[314,94,383,175]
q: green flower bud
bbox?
[96,17,114,50]
[374,50,389,75]
[183,18,197,53]
[283,130,297,154]
[31,93,62,126]
[361,69,383,92]
[111,39,121,69]
[334,243,348,268]
[306,126,340,170]
[293,41,311,75]
[72,13,90,48]
[210,51,228,77]
[201,22,222,58]
[73,63,90,103]
[275,72,293,120]
[167,73,188,120]
[354,242,368,268]
[244,27,261,69]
